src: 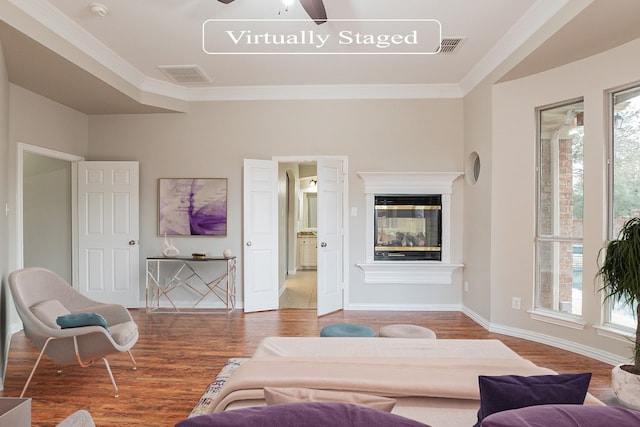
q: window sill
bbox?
[593,324,635,343]
[527,309,586,330]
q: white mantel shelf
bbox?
[357,171,462,195]
[356,262,463,285]
[357,171,464,285]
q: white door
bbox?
[77,161,140,306]
[243,159,279,312]
[316,158,344,315]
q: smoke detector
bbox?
[89,2,109,17]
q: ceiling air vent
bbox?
[437,37,465,54]
[158,65,211,84]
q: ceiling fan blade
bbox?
[298,0,327,25]
[218,0,235,4]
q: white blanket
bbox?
[210,338,603,427]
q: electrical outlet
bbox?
[512,297,521,310]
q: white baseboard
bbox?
[460,306,626,366]
[346,303,463,311]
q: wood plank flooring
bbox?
[0,309,619,426]
[279,270,317,309]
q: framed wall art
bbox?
[158,178,227,236]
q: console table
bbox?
[146,256,237,313]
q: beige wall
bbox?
[87,98,465,308]
[23,153,73,281]
[462,79,494,322]
[490,38,640,361]
[0,42,10,388]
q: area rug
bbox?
[189,358,249,418]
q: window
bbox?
[607,85,640,329]
[535,99,584,316]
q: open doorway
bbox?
[280,163,317,309]
[243,156,346,315]
[18,144,83,284]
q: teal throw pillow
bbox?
[56,312,110,334]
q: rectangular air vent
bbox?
[437,37,465,54]
[158,65,211,84]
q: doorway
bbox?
[18,143,83,283]
[280,163,317,309]
[243,156,347,315]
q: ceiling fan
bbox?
[218,0,327,25]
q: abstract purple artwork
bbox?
[158,178,227,236]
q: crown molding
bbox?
[185,83,464,101]
[8,0,147,88]
[459,0,592,95]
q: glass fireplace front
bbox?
[374,195,442,261]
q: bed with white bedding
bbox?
[189,337,603,427]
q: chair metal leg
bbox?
[127,350,137,370]
[24,336,130,398]
[101,356,119,398]
[20,337,55,398]
[73,336,119,397]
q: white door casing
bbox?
[77,161,140,306]
[243,159,279,312]
[316,158,344,316]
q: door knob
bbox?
[320,242,327,247]
[246,241,252,246]
[128,240,138,246]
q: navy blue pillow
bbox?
[474,373,591,427]
[56,312,110,333]
[175,402,431,427]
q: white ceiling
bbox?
[50,0,535,88]
[1,0,639,113]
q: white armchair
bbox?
[8,267,138,397]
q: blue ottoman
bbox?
[320,323,376,337]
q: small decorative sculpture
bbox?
[162,234,179,257]
[223,248,232,259]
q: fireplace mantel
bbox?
[356,171,463,285]
[357,172,462,195]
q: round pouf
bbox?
[320,323,376,337]
[379,324,436,339]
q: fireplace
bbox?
[374,195,442,261]
[357,171,463,285]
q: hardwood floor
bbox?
[279,270,317,309]
[1,309,618,426]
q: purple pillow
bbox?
[175,402,431,427]
[480,404,640,427]
[474,373,591,427]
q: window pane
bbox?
[536,100,584,316]
[536,241,582,315]
[612,87,640,236]
[609,86,640,327]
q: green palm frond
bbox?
[596,217,640,369]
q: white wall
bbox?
[490,38,640,361]
[87,98,464,309]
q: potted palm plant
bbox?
[596,217,640,409]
